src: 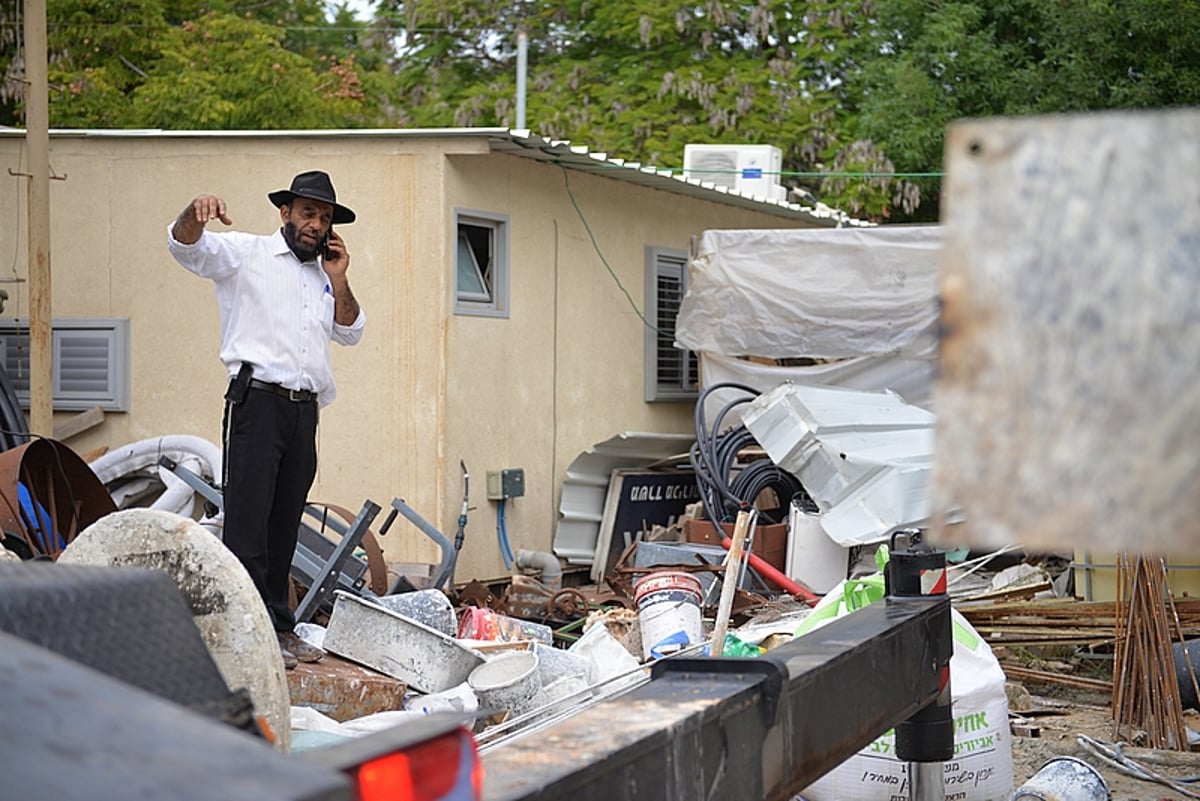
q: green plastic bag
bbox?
[721,633,763,658]
[794,544,890,637]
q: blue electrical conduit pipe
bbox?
[497,498,515,570]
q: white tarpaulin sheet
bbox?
[700,351,935,413]
[676,226,941,360]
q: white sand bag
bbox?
[799,578,1013,801]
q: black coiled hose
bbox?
[690,382,812,525]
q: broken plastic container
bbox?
[457,606,552,645]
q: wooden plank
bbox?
[931,110,1200,555]
[52,406,104,442]
[1001,663,1112,693]
[955,580,1052,603]
[1009,716,1042,738]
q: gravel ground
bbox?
[1010,688,1200,801]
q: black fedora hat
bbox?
[268,170,356,224]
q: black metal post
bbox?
[886,540,954,801]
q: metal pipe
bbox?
[449,459,469,588]
[908,762,945,801]
[719,534,819,602]
[945,543,1021,587]
[388,497,456,592]
[515,29,527,129]
[514,549,561,590]
[477,639,713,752]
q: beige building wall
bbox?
[0,131,824,585]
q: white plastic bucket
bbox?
[634,571,703,660]
[468,650,542,717]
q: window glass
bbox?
[456,229,491,302]
[454,210,508,318]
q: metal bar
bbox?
[386,497,455,592]
[886,543,952,801]
[481,595,949,801]
[294,500,381,624]
[159,455,224,508]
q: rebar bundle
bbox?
[1112,553,1189,749]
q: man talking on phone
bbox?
[167,170,365,670]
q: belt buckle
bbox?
[287,388,306,402]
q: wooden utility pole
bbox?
[24,0,53,435]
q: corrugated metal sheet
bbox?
[488,130,868,227]
[14,127,868,226]
[553,432,696,566]
[742,383,934,547]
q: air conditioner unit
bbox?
[683,144,787,202]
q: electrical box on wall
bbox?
[486,468,525,500]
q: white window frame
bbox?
[0,318,131,412]
[644,247,698,402]
[454,208,509,318]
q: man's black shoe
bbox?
[277,630,323,664]
[280,646,299,670]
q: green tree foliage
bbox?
[379,0,1200,221]
[2,0,392,129]
[7,0,1198,219]
[43,0,171,127]
[382,0,881,211]
[0,0,15,121]
[130,12,367,129]
[841,0,1200,220]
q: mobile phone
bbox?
[321,226,334,260]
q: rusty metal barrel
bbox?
[0,438,116,559]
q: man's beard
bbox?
[283,222,321,261]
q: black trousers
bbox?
[222,388,318,632]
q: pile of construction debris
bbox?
[1,416,1194,801]
[284,544,818,753]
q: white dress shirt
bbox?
[167,225,365,407]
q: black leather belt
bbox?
[248,379,317,403]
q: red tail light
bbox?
[354,727,483,801]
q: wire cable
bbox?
[559,166,661,334]
[690,382,811,526]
